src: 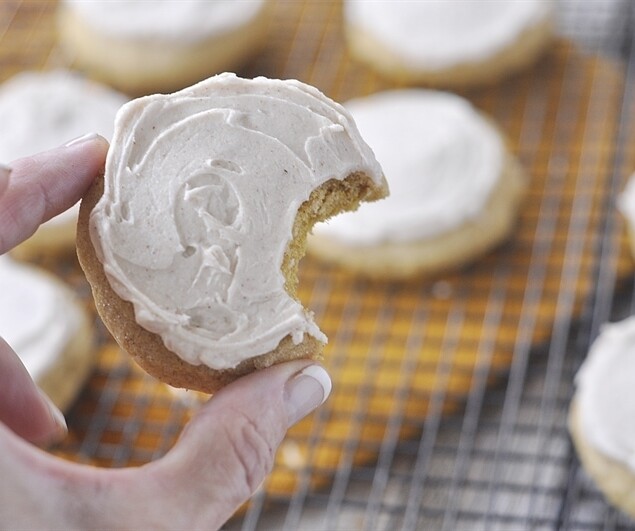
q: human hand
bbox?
[0,135,332,530]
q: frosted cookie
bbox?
[76,73,387,393]
[0,256,94,412]
[569,316,635,519]
[618,172,635,260]
[57,0,272,95]
[308,89,526,278]
[0,70,127,260]
[344,0,553,87]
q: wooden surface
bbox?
[1,0,633,503]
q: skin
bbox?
[0,135,330,530]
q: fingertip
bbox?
[0,131,110,253]
[60,133,110,174]
[181,360,332,440]
[283,364,332,427]
[35,389,68,446]
[0,164,10,196]
[63,132,110,152]
[297,364,332,405]
[0,338,67,446]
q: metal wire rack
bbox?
[3,1,635,529]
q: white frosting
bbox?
[618,172,635,230]
[0,256,83,381]
[89,73,383,370]
[313,89,503,245]
[62,0,266,43]
[345,0,552,70]
[0,70,127,229]
[575,316,635,472]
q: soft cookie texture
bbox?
[0,256,94,412]
[57,0,272,95]
[344,0,553,87]
[309,89,526,278]
[0,70,127,259]
[77,73,387,393]
[569,316,635,519]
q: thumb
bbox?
[144,360,331,529]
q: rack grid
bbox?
[2,1,635,529]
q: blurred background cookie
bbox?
[343,0,554,87]
[309,89,526,278]
[57,0,272,95]
[0,256,95,412]
[569,316,635,519]
[0,70,127,260]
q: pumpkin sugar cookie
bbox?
[77,73,387,393]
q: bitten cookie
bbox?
[308,89,526,278]
[76,73,387,393]
[0,70,127,259]
[0,256,94,412]
[569,316,635,519]
[57,0,272,95]
[343,0,553,87]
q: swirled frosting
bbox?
[575,316,635,472]
[0,256,84,380]
[62,0,266,43]
[89,73,384,370]
[344,0,552,70]
[0,70,127,229]
[313,89,503,245]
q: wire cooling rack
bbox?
[3,1,635,529]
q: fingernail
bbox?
[64,132,100,148]
[0,163,11,180]
[0,164,11,195]
[38,389,68,441]
[284,365,332,427]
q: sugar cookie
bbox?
[57,0,272,95]
[309,89,526,278]
[344,0,553,87]
[569,316,635,519]
[0,256,94,412]
[76,73,387,393]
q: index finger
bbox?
[0,134,109,255]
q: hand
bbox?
[0,135,332,530]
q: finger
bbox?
[0,337,67,446]
[0,133,109,254]
[0,362,331,529]
[145,360,332,529]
